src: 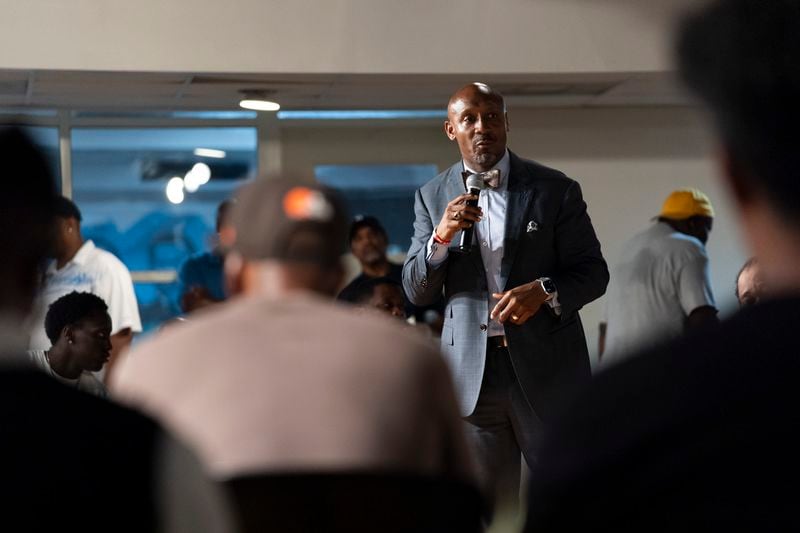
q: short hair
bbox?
[0,127,57,309]
[216,198,236,232]
[734,257,759,301]
[44,291,109,345]
[54,195,82,222]
[347,277,403,304]
[676,0,800,222]
[348,216,388,245]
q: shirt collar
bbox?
[71,240,95,266]
[48,240,95,273]
[462,149,510,191]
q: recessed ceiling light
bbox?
[239,99,281,112]
[193,148,226,158]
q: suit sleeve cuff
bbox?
[426,235,449,266]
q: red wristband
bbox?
[433,231,451,245]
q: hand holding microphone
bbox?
[434,175,487,247]
[458,173,488,251]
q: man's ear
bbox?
[224,251,245,296]
[66,217,79,235]
[444,120,456,141]
[62,325,74,344]
[717,145,754,208]
[504,111,510,132]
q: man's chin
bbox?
[473,151,503,168]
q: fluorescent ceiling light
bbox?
[239,99,280,112]
[193,148,226,158]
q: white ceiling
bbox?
[0,69,691,112]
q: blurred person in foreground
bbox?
[178,198,236,313]
[599,189,718,366]
[29,195,142,382]
[112,176,474,483]
[736,257,765,307]
[0,127,231,533]
[28,291,112,398]
[526,1,800,530]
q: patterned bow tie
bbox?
[462,169,501,189]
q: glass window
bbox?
[71,127,257,332]
[315,164,438,255]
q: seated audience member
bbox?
[28,291,112,398]
[526,1,800,530]
[600,188,718,366]
[0,127,231,532]
[29,195,142,382]
[736,257,764,307]
[112,176,474,483]
[178,198,236,313]
[346,277,407,320]
[338,216,444,330]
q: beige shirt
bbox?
[112,291,474,482]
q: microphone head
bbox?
[465,174,485,192]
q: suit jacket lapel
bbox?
[502,152,536,287]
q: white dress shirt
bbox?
[426,150,559,337]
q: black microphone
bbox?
[459,174,485,252]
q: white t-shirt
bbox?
[603,222,716,367]
[29,240,142,351]
[27,349,107,398]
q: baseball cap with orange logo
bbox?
[231,176,349,266]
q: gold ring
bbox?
[453,212,461,220]
[511,315,519,321]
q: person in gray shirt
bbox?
[600,189,718,367]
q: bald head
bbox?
[447,83,505,114]
[445,83,509,172]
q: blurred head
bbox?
[45,292,112,372]
[677,0,800,282]
[348,217,388,268]
[445,83,509,172]
[53,195,82,258]
[0,127,58,317]
[351,277,406,320]
[226,176,349,297]
[736,257,765,308]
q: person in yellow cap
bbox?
[598,187,718,367]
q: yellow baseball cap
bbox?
[659,188,715,220]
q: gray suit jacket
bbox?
[403,152,608,419]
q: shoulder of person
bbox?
[511,154,581,200]
[178,251,213,274]
[90,246,134,275]
[666,232,708,259]
[418,162,460,195]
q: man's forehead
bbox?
[448,87,504,114]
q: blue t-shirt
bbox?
[177,251,226,305]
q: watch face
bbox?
[542,279,557,294]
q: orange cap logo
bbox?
[283,187,333,221]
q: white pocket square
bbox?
[526,220,539,233]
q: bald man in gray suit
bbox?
[403,83,608,513]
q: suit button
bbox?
[421,277,427,289]
[479,324,488,331]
